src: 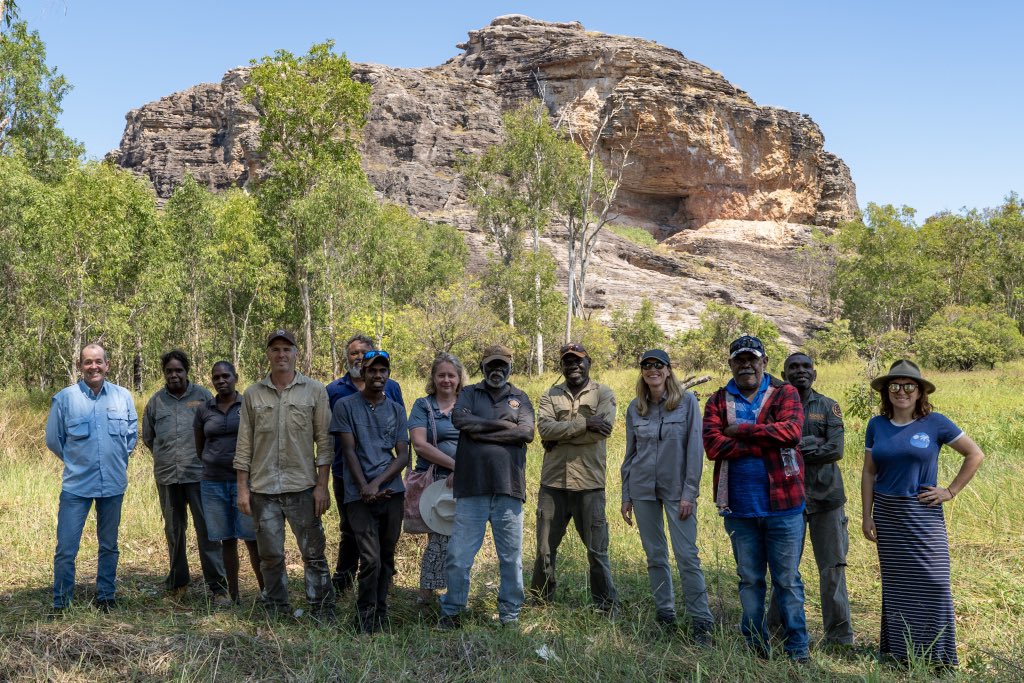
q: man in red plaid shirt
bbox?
[703,335,810,663]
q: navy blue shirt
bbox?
[329,393,408,504]
[326,373,404,478]
[866,413,962,496]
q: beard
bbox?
[348,363,362,379]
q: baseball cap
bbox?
[639,349,671,366]
[729,335,766,359]
[362,349,391,368]
[559,342,588,359]
[266,329,296,347]
[481,344,513,365]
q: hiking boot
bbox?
[211,593,233,609]
[436,614,462,631]
[93,598,117,613]
[691,619,713,649]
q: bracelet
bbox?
[946,487,956,499]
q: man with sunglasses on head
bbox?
[529,342,618,615]
[703,335,809,663]
[330,349,409,633]
[438,344,535,630]
[326,334,404,594]
[767,353,853,647]
[234,329,335,622]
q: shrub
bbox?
[915,305,1024,370]
[803,319,859,363]
[610,299,667,366]
[859,329,912,375]
[670,302,786,374]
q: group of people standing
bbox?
[45,330,983,668]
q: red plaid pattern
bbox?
[703,376,805,513]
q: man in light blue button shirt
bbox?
[45,343,138,612]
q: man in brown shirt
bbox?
[529,343,618,612]
[234,329,335,620]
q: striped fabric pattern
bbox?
[874,492,958,666]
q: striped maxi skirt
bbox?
[873,491,958,666]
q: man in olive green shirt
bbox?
[530,343,618,612]
[234,329,335,619]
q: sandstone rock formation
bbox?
[110,15,858,344]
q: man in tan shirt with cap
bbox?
[234,329,335,621]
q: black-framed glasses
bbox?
[363,350,390,362]
[888,382,918,394]
[641,361,666,370]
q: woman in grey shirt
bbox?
[620,349,714,646]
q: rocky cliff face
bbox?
[110,15,858,344]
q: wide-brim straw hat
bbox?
[419,478,456,536]
[870,359,936,394]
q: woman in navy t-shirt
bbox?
[861,360,984,667]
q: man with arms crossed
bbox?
[530,342,618,614]
[438,345,535,630]
[703,335,810,662]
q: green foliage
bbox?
[915,305,1024,370]
[0,20,82,180]
[803,319,859,363]
[671,302,786,374]
[610,299,667,365]
[566,316,617,370]
[859,328,912,375]
[607,224,658,250]
[244,41,370,202]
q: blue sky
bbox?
[21,0,1024,220]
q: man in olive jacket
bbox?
[530,342,618,612]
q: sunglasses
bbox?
[887,382,919,394]
[640,361,666,370]
[362,350,390,362]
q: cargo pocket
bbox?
[68,418,90,440]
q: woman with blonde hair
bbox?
[620,349,714,645]
[408,353,469,604]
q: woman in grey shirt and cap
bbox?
[621,349,714,645]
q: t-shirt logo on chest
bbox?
[508,399,521,410]
[910,432,930,449]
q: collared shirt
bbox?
[326,373,404,478]
[233,372,333,495]
[45,380,138,498]
[330,393,408,504]
[621,392,703,503]
[192,393,243,482]
[537,380,616,490]
[800,389,846,513]
[142,382,212,485]
[703,374,805,515]
[451,381,535,501]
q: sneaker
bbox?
[789,654,811,665]
[436,614,462,631]
[47,606,67,621]
[596,602,621,621]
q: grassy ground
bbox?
[1,361,1022,682]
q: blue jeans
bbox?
[724,513,809,657]
[53,490,124,608]
[201,480,256,541]
[441,495,524,623]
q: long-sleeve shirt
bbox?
[142,382,212,485]
[537,381,616,490]
[45,380,138,498]
[703,375,805,514]
[800,389,846,513]
[621,392,704,503]
[233,372,333,495]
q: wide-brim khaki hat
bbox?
[419,478,456,536]
[870,359,936,394]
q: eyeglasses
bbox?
[888,382,918,394]
[640,361,666,370]
[363,350,390,362]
